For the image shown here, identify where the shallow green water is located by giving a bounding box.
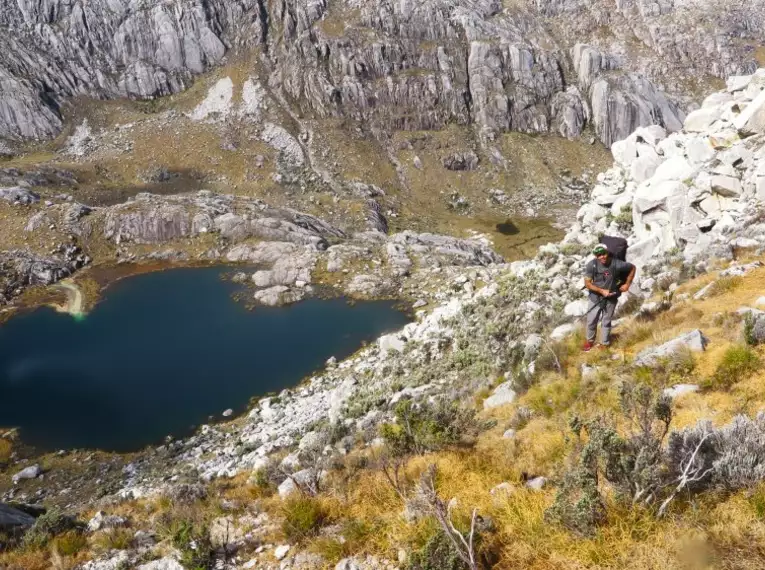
[0,266,410,452]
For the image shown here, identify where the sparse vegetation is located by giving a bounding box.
[705,275,743,298]
[50,530,87,556]
[91,527,134,554]
[280,496,331,542]
[707,345,761,389]
[22,509,78,550]
[158,517,215,570]
[380,399,485,457]
[0,438,11,465]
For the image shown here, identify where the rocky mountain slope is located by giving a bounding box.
[2,0,765,150]
[2,67,765,570]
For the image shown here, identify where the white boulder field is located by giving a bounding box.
[565,69,765,281]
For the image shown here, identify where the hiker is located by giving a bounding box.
[583,243,636,351]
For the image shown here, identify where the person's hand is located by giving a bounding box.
[619,283,630,293]
[601,288,614,297]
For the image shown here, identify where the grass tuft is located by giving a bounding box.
[706,276,744,298]
[280,496,331,542]
[706,345,761,390]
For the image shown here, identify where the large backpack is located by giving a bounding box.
[600,235,628,261]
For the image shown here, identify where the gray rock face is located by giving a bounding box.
[80,551,130,570]
[634,330,709,368]
[0,186,39,204]
[442,151,479,171]
[102,192,343,249]
[0,503,35,529]
[483,381,516,410]
[0,0,262,140]
[0,248,87,305]
[390,231,503,267]
[1,0,762,144]
[253,285,306,306]
[87,511,127,533]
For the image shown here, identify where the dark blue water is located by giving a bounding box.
[0,266,410,452]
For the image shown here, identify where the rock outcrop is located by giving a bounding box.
[563,69,765,277]
[0,247,89,304]
[1,0,763,145]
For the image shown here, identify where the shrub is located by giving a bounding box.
[22,509,77,549]
[51,531,87,556]
[157,517,214,570]
[664,346,697,379]
[546,451,606,536]
[614,207,633,231]
[280,496,330,542]
[380,398,484,457]
[744,314,765,347]
[407,529,468,570]
[708,345,761,389]
[744,313,757,346]
[547,382,674,532]
[665,414,765,492]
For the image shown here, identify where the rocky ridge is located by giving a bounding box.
[2,0,765,149]
[3,69,764,569]
[0,184,505,309]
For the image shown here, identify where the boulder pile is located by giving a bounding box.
[564,69,765,276]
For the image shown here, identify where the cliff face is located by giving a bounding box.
[1,0,763,145]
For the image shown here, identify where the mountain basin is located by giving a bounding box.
[0,266,411,452]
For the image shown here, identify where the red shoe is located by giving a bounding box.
[582,341,594,352]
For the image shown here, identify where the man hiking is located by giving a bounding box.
[583,243,635,351]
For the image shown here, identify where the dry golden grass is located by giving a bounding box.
[0,438,12,464]
[256,256,765,569]
[3,246,765,570]
[0,549,50,570]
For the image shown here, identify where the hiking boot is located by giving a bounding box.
[582,341,594,352]
[597,344,610,351]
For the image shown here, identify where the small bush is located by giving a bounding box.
[614,207,633,231]
[157,517,214,570]
[666,413,765,492]
[708,345,761,389]
[407,529,468,570]
[546,455,606,536]
[380,399,484,457]
[51,530,87,556]
[22,509,77,549]
[547,383,674,532]
[280,496,330,542]
[744,314,765,347]
[744,314,757,346]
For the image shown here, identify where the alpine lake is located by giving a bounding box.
[0,266,411,452]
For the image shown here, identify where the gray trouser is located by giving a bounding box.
[586,296,618,345]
